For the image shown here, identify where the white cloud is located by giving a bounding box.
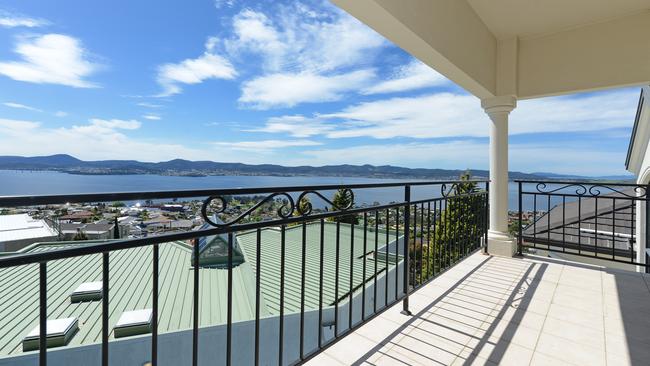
[143,115,161,121]
[54,111,68,117]
[0,117,208,161]
[220,4,386,108]
[137,102,163,108]
[239,69,375,109]
[362,60,449,95]
[213,139,322,151]
[293,140,627,175]
[214,0,236,9]
[3,101,42,112]
[248,88,637,140]
[86,118,141,130]
[245,115,334,137]
[0,10,48,28]
[156,49,237,96]
[0,34,100,88]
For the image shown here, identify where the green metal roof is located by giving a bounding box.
[0,222,402,358]
[237,222,399,315]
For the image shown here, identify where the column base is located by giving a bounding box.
[487,230,517,257]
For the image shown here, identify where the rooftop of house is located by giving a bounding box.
[0,214,57,243]
[0,221,400,358]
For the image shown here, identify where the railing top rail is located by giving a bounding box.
[0,189,490,268]
[0,179,488,206]
[514,179,641,187]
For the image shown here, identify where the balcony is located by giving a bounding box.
[306,251,650,366]
[1,180,649,365]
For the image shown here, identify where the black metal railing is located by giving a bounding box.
[0,180,488,366]
[516,180,649,270]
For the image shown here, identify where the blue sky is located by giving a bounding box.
[0,0,640,176]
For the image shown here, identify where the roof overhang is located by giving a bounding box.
[626,86,650,176]
[332,0,650,99]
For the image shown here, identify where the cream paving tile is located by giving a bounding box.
[490,304,547,330]
[469,319,541,350]
[451,353,497,366]
[546,303,604,331]
[307,352,345,366]
[551,291,603,315]
[541,316,605,349]
[459,338,534,366]
[529,352,575,366]
[389,330,463,366]
[323,333,379,365]
[355,314,407,345]
[605,331,650,364]
[535,332,605,366]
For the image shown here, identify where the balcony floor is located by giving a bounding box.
[306,252,650,366]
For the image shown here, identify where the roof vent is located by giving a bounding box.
[23,317,78,351]
[70,281,103,302]
[114,309,152,338]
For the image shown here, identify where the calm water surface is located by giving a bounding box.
[0,170,543,210]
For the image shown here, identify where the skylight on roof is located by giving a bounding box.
[70,281,103,302]
[23,317,78,351]
[114,309,152,338]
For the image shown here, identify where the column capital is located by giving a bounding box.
[481,95,517,114]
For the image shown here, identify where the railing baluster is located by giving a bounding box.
[518,182,523,255]
[152,244,159,366]
[562,197,566,253]
[226,233,233,366]
[279,225,286,364]
[432,200,438,276]
[595,197,599,258]
[426,202,431,279]
[362,213,367,321]
[300,222,307,358]
[255,228,261,366]
[384,208,389,305]
[484,182,489,254]
[192,234,199,366]
[39,262,47,366]
[578,196,582,255]
[413,203,418,286]
[401,185,411,315]
[334,221,340,337]
[317,221,323,350]
[102,253,109,366]
[612,198,617,260]
[349,220,355,330]
[394,207,399,301]
[547,195,551,251]
[373,211,379,313]
[419,203,424,282]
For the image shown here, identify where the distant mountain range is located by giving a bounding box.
[0,154,634,181]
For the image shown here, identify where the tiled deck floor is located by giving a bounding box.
[306,252,650,366]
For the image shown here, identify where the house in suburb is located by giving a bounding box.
[0,214,58,252]
[0,222,403,366]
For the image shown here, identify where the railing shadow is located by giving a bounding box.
[350,255,494,365]
[602,267,650,364]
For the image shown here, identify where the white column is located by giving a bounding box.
[482,96,517,257]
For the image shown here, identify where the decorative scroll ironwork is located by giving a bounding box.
[295,188,354,215]
[440,182,480,198]
[201,192,295,228]
[200,188,355,227]
[440,183,459,198]
[533,182,647,198]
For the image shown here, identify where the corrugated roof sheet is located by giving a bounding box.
[0,221,400,358]
[0,241,259,357]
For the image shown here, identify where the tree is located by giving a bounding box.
[73,229,88,241]
[411,172,485,284]
[330,189,358,224]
